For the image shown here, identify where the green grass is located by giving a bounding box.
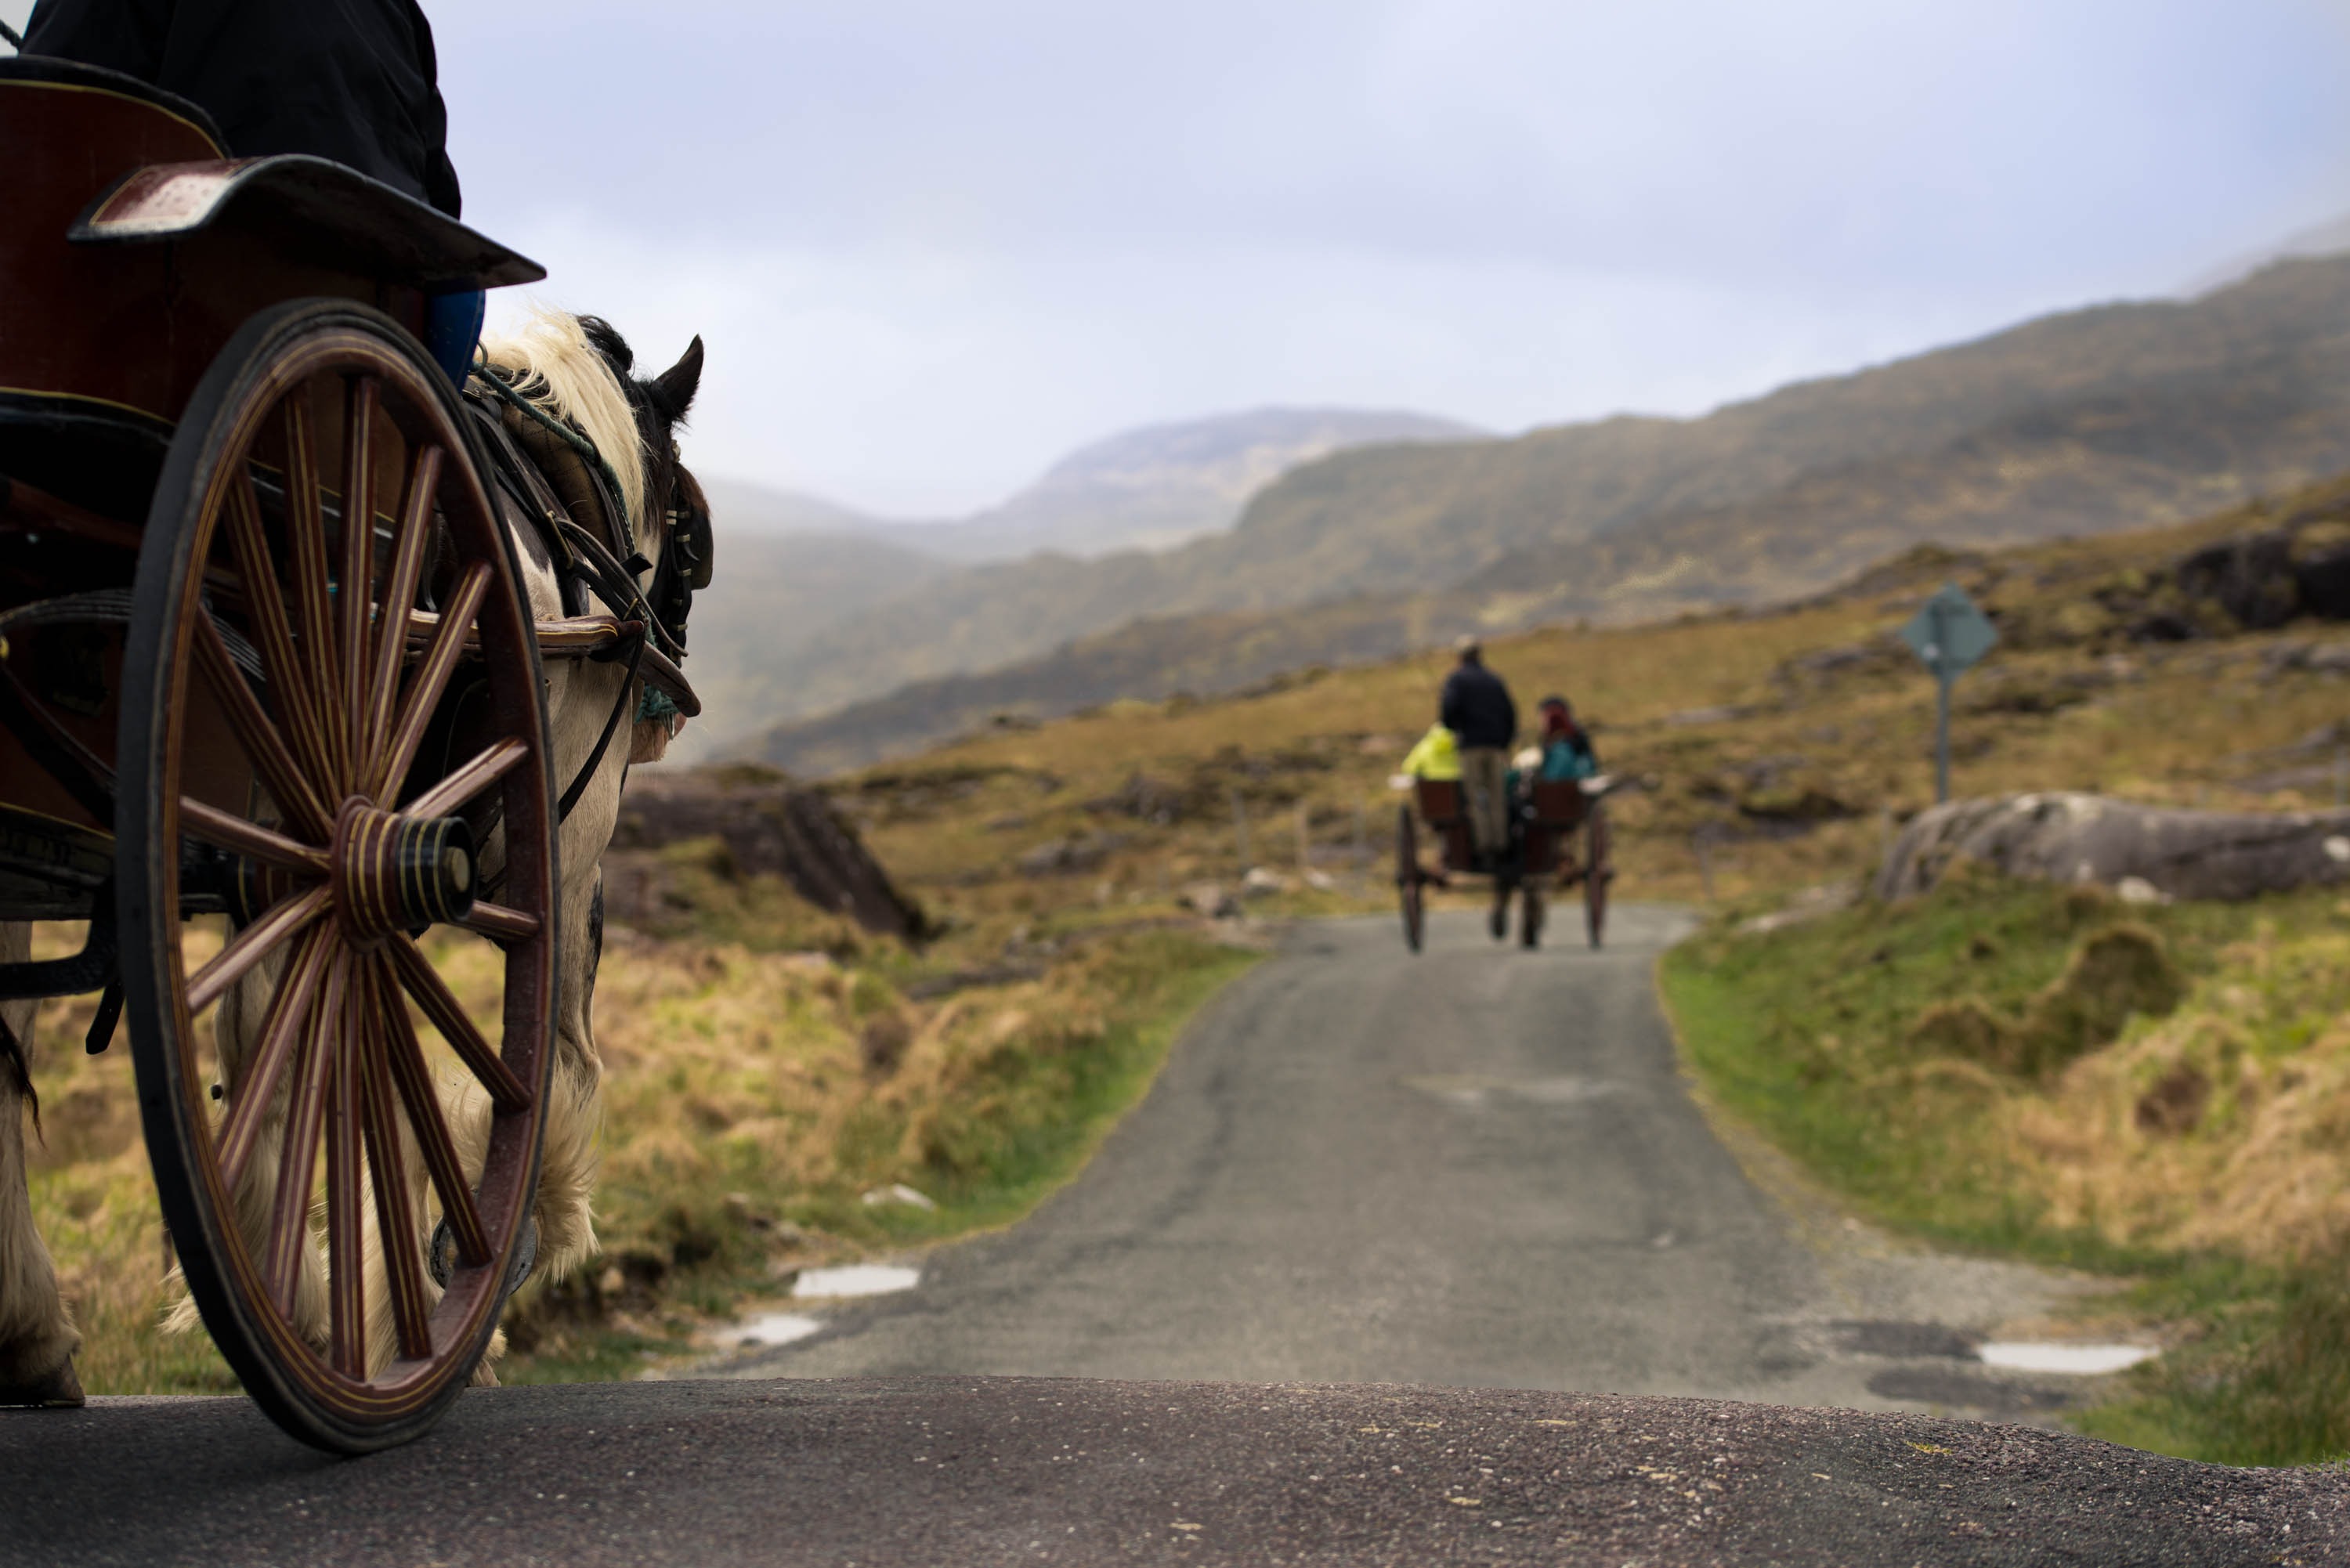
[1660,872,2350,1465]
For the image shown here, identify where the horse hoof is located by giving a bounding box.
[429,1214,540,1308]
[0,1356,85,1408]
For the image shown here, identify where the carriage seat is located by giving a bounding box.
[1527,779,1589,828]
[0,54,542,520]
[1412,779,1477,871]
[73,154,545,294]
[1,55,541,294]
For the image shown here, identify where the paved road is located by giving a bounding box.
[737,909,2065,1414]
[7,905,2343,1564]
[8,1378,2344,1565]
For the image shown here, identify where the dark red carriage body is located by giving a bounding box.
[0,56,540,844]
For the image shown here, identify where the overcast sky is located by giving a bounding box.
[13,1,2350,515]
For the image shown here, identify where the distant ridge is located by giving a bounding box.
[728,255,2350,775]
[671,406,1474,763]
[2184,212,2350,297]
[895,406,1483,562]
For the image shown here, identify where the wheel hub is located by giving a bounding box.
[331,797,476,942]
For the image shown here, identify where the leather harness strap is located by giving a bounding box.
[461,370,694,823]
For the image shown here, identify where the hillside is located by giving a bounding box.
[677,407,1473,761]
[732,256,2350,774]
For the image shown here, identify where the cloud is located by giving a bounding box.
[13,0,2347,511]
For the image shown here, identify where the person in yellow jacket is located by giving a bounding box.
[1399,723,1461,781]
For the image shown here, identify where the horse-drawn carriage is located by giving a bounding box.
[1394,774,1613,951]
[0,53,703,1451]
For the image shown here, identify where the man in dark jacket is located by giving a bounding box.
[1439,635,1517,860]
[20,0,483,384]
[22,0,461,213]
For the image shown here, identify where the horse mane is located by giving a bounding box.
[475,305,649,537]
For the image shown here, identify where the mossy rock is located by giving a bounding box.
[2018,922,2185,1075]
[1908,995,2021,1070]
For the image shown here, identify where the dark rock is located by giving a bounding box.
[1016,833,1124,877]
[2135,1062,2212,1136]
[610,764,932,941]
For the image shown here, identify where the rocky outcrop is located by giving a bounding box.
[1877,792,2350,902]
[609,765,931,941]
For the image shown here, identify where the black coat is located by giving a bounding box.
[24,0,462,216]
[1440,661,1517,750]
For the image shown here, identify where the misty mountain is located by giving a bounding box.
[2184,211,2350,297]
[672,407,1472,762]
[888,407,1482,562]
[728,255,2350,775]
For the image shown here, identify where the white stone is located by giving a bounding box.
[859,1182,937,1211]
[794,1264,921,1298]
[1976,1341,2157,1375]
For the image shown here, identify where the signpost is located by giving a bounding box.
[1898,583,1998,803]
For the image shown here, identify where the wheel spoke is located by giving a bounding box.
[281,394,348,793]
[455,900,540,942]
[363,443,443,782]
[216,925,333,1191]
[384,932,531,1112]
[221,470,333,789]
[378,950,493,1270]
[325,994,366,1378]
[179,797,327,876]
[187,884,329,1015]
[371,562,490,803]
[362,1046,435,1360]
[266,949,347,1317]
[338,375,378,771]
[402,737,527,822]
[193,612,332,844]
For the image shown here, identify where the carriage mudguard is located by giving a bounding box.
[70,155,544,294]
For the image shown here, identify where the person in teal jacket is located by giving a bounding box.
[1535,695,1597,781]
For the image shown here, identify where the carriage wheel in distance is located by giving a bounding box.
[1395,804,1423,952]
[118,299,559,1453]
[1585,804,1611,949]
[1520,884,1544,948]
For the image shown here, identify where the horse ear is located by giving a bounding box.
[649,336,703,425]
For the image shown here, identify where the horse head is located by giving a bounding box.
[574,317,711,667]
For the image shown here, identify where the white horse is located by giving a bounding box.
[0,309,707,1401]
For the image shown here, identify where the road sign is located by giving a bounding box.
[1898,583,1998,679]
[1897,583,1998,803]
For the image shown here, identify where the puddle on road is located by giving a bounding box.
[733,1313,823,1348]
[1977,1341,2158,1375]
[1400,1074,1624,1108]
[792,1264,922,1299]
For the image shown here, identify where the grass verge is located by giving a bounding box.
[1660,869,2350,1465]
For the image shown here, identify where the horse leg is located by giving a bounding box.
[0,923,83,1405]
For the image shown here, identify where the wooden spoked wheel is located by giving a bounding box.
[1395,804,1423,953]
[1585,803,1610,950]
[118,300,559,1452]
